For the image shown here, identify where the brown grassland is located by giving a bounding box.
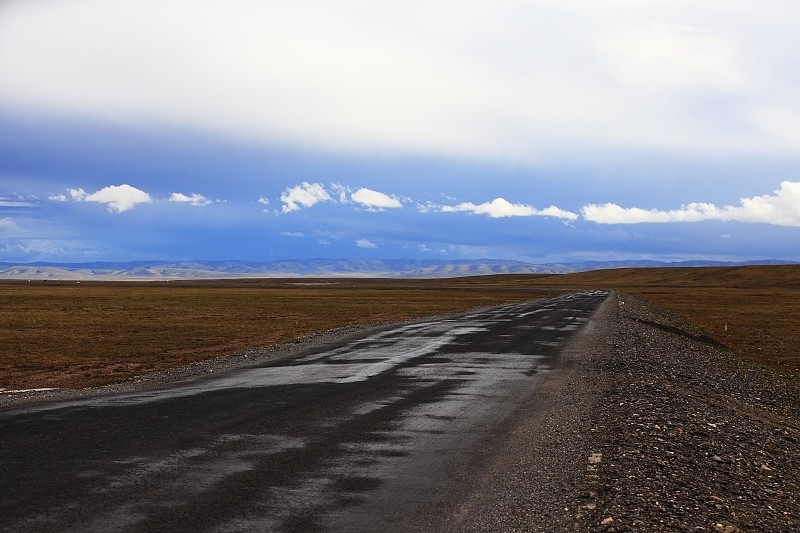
[1,265,798,389]
[531,265,800,376]
[0,278,561,389]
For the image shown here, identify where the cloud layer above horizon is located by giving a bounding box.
[1,0,799,161]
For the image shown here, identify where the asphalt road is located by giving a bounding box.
[0,290,608,532]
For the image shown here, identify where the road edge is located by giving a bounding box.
[436,290,618,532]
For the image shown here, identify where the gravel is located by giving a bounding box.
[576,292,800,532]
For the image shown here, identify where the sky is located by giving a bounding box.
[1,0,799,264]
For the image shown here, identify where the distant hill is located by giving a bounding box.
[0,258,796,280]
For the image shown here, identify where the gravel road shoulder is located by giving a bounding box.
[581,292,800,532]
[441,291,799,532]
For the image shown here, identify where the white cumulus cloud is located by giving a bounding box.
[80,184,152,212]
[280,182,331,213]
[330,183,351,204]
[415,201,440,214]
[351,188,403,210]
[442,197,578,220]
[356,238,378,249]
[48,188,87,203]
[582,181,800,226]
[68,188,88,201]
[169,192,211,206]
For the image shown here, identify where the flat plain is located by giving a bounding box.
[1,265,798,389]
[0,278,561,389]
[528,265,800,375]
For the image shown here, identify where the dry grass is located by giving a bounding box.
[0,279,558,389]
[3,265,798,390]
[626,289,800,372]
[521,265,800,375]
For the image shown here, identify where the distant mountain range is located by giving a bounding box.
[0,259,796,280]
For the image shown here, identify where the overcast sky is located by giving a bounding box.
[1,0,799,264]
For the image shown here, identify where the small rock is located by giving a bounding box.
[760,463,775,476]
[714,521,740,533]
[601,516,614,526]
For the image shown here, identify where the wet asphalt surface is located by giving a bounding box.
[0,290,607,532]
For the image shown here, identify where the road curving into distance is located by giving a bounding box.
[0,290,608,532]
